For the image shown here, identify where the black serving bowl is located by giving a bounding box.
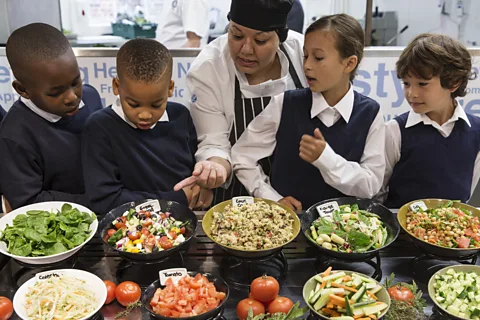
[142,271,229,320]
[302,197,400,260]
[99,199,197,262]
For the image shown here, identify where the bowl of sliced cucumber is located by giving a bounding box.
[303,268,390,320]
[429,265,480,320]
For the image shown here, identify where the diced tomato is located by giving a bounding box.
[115,222,126,229]
[150,274,225,318]
[465,228,474,236]
[160,213,168,220]
[156,308,172,316]
[169,231,178,240]
[180,227,186,234]
[143,218,153,227]
[141,227,150,236]
[457,236,470,248]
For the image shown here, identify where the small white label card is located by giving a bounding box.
[410,201,428,212]
[136,200,161,213]
[316,201,340,218]
[36,270,65,281]
[159,268,188,285]
[232,196,254,207]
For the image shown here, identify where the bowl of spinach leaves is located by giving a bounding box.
[0,202,97,265]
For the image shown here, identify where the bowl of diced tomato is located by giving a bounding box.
[142,272,229,319]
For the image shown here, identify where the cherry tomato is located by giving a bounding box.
[236,298,265,320]
[180,227,186,234]
[0,296,13,320]
[388,285,415,304]
[128,231,141,241]
[115,281,141,307]
[267,296,294,314]
[141,227,150,236]
[107,229,116,237]
[250,275,280,303]
[103,280,117,304]
[160,213,168,220]
[159,236,173,250]
[115,222,126,230]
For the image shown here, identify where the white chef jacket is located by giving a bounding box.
[187,30,307,164]
[231,87,386,202]
[156,0,210,48]
[377,104,480,202]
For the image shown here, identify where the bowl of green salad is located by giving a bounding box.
[429,265,480,320]
[0,201,97,265]
[301,197,400,260]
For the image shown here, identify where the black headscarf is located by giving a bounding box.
[228,0,294,42]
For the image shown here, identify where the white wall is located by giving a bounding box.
[0,0,10,44]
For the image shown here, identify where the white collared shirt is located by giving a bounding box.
[187,30,307,164]
[112,98,169,129]
[155,0,210,48]
[377,104,480,202]
[21,97,85,123]
[231,87,386,202]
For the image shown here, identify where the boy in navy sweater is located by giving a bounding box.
[0,23,102,210]
[82,39,212,214]
[380,34,480,208]
[232,14,385,210]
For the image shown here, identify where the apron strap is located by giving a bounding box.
[280,43,304,89]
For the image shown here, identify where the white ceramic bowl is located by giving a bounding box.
[0,201,98,265]
[13,268,106,320]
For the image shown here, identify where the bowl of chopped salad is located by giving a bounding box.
[428,265,480,320]
[0,202,97,265]
[303,267,391,320]
[143,271,229,319]
[398,199,480,258]
[302,197,400,260]
[99,199,197,261]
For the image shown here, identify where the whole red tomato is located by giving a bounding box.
[115,281,141,307]
[267,296,294,314]
[103,280,117,304]
[388,285,415,304]
[236,298,265,320]
[250,275,280,303]
[0,296,13,320]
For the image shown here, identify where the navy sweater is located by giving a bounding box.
[385,112,480,208]
[0,105,5,122]
[0,85,102,210]
[82,102,197,215]
[271,88,380,208]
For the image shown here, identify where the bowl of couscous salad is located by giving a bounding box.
[202,198,301,258]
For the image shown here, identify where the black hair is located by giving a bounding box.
[6,23,72,81]
[117,38,173,83]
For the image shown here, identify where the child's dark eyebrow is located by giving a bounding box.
[49,75,81,91]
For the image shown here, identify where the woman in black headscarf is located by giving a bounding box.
[175,0,306,207]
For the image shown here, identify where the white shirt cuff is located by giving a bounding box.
[195,148,231,164]
[312,143,337,170]
[256,187,283,202]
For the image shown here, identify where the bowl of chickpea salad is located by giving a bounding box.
[398,199,480,258]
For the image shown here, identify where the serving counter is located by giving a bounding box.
[0,211,468,319]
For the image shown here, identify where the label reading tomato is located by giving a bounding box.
[159,268,187,285]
